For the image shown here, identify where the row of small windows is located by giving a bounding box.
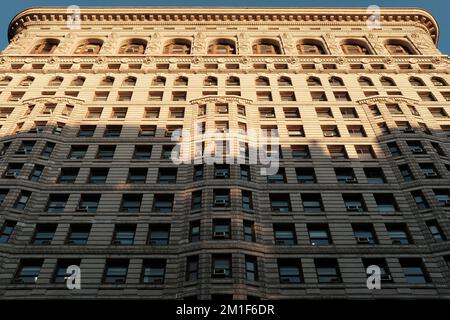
[3,158,449,189]
[2,187,450,214]
[30,38,421,56]
[1,219,447,247]
[1,75,448,88]
[0,139,448,164]
[7,255,447,285]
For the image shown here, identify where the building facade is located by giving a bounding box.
[0,7,449,299]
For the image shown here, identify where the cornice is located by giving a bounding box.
[8,7,439,44]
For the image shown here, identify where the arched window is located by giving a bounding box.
[341,39,371,55]
[297,39,326,54]
[329,76,344,86]
[119,39,147,54]
[122,76,137,86]
[431,77,448,87]
[409,77,425,87]
[380,77,396,87]
[358,76,374,87]
[208,39,236,54]
[48,76,64,87]
[255,76,270,86]
[204,76,218,86]
[226,76,240,86]
[70,76,85,86]
[19,76,34,87]
[174,76,188,86]
[152,76,166,86]
[0,76,12,86]
[252,39,282,54]
[31,39,59,54]
[307,76,322,86]
[278,76,292,86]
[163,39,191,54]
[74,39,103,54]
[385,40,415,55]
[100,76,115,86]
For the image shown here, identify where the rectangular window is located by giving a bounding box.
[14,190,31,210]
[0,220,16,243]
[14,259,43,284]
[67,224,91,245]
[301,193,323,213]
[243,220,256,242]
[189,221,200,242]
[148,224,170,245]
[213,219,231,239]
[386,223,412,245]
[127,168,147,184]
[315,258,341,283]
[186,255,199,281]
[120,194,142,213]
[103,259,129,284]
[400,259,430,284]
[270,194,291,212]
[104,125,122,137]
[352,224,377,244]
[242,190,253,210]
[142,260,166,284]
[308,224,332,246]
[278,259,303,283]
[58,168,79,184]
[96,145,116,160]
[46,194,69,213]
[89,168,108,184]
[68,145,88,160]
[134,145,152,160]
[32,224,57,245]
[213,189,230,207]
[152,194,174,213]
[245,256,259,281]
[112,224,136,245]
[78,125,96,137]
[212,254,232,278]
[53,259,81,284]
[274,224,296,245]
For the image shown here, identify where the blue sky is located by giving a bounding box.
[1,0,448,54]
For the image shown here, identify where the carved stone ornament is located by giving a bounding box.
[190,95,253,105]
[23,96,85,106]
[357,95,419,105]
[101,32,118,54]
[148,32,162,54]
[193,32,206,54]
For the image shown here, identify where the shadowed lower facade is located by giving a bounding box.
[0,7,449,299]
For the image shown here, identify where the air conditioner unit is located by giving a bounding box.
[324,132,338,137]
[53,127,63,134]
[346,205,363,212]
[214,199,227,206]
[403,128,415,133]
[280,277,293,284]
[425,172,438,178]
[40,240,51,245]
[381,274,392,281]
[28,128,38,133]
[75,206,89,212]
[391,239,403,245]
[112,240,123,245]
[5,171,19,178]
[213,268,227,276]
[275,239,287,245]
[345,178,357,183]
[411,147,424,153]
[328,277,341,283]
[0,114,8,119]
[356,237,371,244]
[214,231,227,238]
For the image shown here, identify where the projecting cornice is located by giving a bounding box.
[8,7,439,44]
